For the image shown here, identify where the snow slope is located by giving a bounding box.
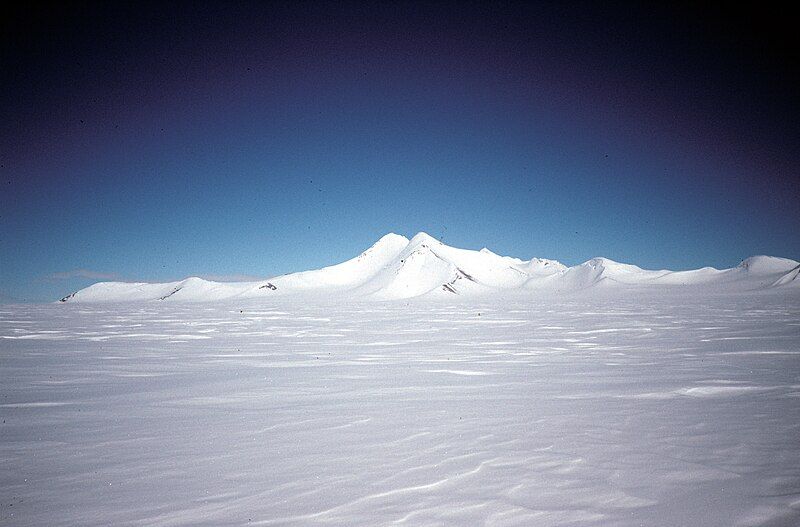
[59,233,800,302]
[773,264,800,287]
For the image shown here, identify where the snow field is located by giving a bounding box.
[1,292,800,525]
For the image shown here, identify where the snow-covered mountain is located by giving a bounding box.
[60,233,800,302]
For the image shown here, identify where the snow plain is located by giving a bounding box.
[2,290,800,526]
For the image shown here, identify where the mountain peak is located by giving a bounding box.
[582,257,644,272]
[739,255,800,274]
[408,232,441,247]
[377,233,409,244]
[366,233,409,254]
[57,234,800,302]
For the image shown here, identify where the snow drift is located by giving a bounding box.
[60,233,800,302]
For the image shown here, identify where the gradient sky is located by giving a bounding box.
[2,1,798,302]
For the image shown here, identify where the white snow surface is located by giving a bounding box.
[2,290,800,526]
[60,233,799,303]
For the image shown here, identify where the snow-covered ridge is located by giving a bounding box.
[60,234,799,302]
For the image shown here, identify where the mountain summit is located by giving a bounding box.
[60,233,799,302]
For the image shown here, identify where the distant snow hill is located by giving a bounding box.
[60,232,800,302]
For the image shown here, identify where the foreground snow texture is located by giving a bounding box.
[2,292,800,526]
[60,233,799,302]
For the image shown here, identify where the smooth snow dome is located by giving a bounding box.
[59,233,800,303]
[2,292,800,526]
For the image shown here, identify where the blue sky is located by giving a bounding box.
[2,2,798,302]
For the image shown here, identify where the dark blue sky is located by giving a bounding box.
[2,1,798,302]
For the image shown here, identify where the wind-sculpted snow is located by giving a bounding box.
[2,294,800,526]
[59,233,800,302]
